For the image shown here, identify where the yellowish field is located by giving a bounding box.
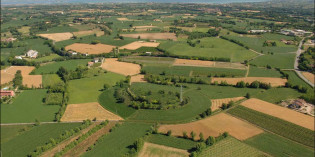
[0,66,42,88]
[65,43,115,54]
[138,142,189,157]
[117,17,141,21]
[159,113,263,140]
[301,72,314,84]
[72,29,104,37]
[211,77,287,87]
[211,97,245,111]
[38,32,73,42]
[133,25,157,29]
[121,33,177,40]
[101,58,141,76]
[130,75,146,83]
[119,41,160,50]
[17,26,31,35]
[241,98,315,130]
[60,102,123,122]
[173,59,246,69]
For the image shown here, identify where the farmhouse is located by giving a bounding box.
[26,50,38,58]
[0,90,15,98]
[289,99,306,109]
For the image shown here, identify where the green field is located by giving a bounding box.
[1,123,81,157]
[33,59,90,74]
[253,88,302,104]
[250,53,296,69]
[227,106,314,147]
[147,134,198,150]
[37,25,79,33]
[68,72,124,104]
[27,54,62,63]
[1,89,60,123]
[248,66,282,77]
[245,133,314,157]
[1,125,32,144]
[42,74,63,88]
[82,122,151,157]
[159,37,257,62]
[199,137,267,157]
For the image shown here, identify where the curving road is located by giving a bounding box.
[294,38,314,87]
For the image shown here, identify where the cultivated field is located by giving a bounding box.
[38,32,73,42]
[1,66,42,87]
[211,77,287,87]
[199,137,268,157]
[60,102,123,122]
[72,29,104,37]
[65,43,115,54]
[130,74,146,83]
[119,41,160,50]
[158,113,263,140]
[173,59,246,69]
[211,97,245,111]
[101,58,141,76]
[138,142,189,157]
[121,33,177,40]
[241,98,314,130]
[302,72,314,84]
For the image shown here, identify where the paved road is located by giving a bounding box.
[294,38,314,87]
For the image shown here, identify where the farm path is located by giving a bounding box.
[62,121,117,157]
[0,120,120,126]
[245,65,250,77]
[39,123,99,157]
[294,38,314,87]
[248,49,264,62]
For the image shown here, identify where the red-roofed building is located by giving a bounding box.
[0,90,15,98]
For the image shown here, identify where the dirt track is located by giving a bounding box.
[159,113,263,140]
[211,97,245,111]
[241,98,314,130]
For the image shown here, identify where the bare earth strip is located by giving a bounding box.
[38,33,73,42]
[121,33,177,41]
[39,123,98,157]
[301,72,314,84]
[119,41,160,50]
[241,98,315,130]
[63,122,117,157]
[138,142,189,157]
[133,26,157,29]
[159,113,263,140]
[101,58,141,76]
[211,77,287,87]
[173,59,246,69]
[130,75,146,83]
[60,102,123,122]
[211,97,245,111]
[65,43,115,54]
[1,66,42,87]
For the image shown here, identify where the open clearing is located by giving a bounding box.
[158,113,263,140]
[302,72,314,84]
[1,66,42,88]
[65,43,115,54]
[138,142,189,157]
[241,98,314,130]
[119,41,160,50]
[60,102,123,122]
[211,97,245,111]
[72,29,104,37]
[101,58,141,76]
[121,33,177,40]
[38,32,73,42]
[130,75,146,83]
[211,77,287,87]
[173,59,246,69]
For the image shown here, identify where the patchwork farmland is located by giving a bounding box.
[1,2,314,157]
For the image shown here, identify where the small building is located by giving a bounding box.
[15,56,23,60]
[0,90,15,98]
[288,99,306,109]
[145,52,152,55]
[26,50,38,58]
[69,51,77,55]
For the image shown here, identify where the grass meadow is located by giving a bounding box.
[1,89,59,123]
[147,134,198,150]
[68,72,124,104]
[1,123,81,157]
[248,66,282,78]
[42,74,63,88]
[250,53,296,69]
[245,133,314,157]
[33,59,90,74]
[82,122,151,157]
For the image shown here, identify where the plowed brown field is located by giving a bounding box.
[101,58,140,76]
[38,33,73,42]
[65,43,115,54]
[138,142,189,157]
[1,66,42,88]
[119,41,160,50]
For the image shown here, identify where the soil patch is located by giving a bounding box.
[65,43,115,54]
[60,102,123,122]
[101,58,141,76]
[159,113,263,140]
[301,72,314,84]
[241,98,314,130]
[130,75,146,83]
[211,97,245,111]
[120,41,160,50]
